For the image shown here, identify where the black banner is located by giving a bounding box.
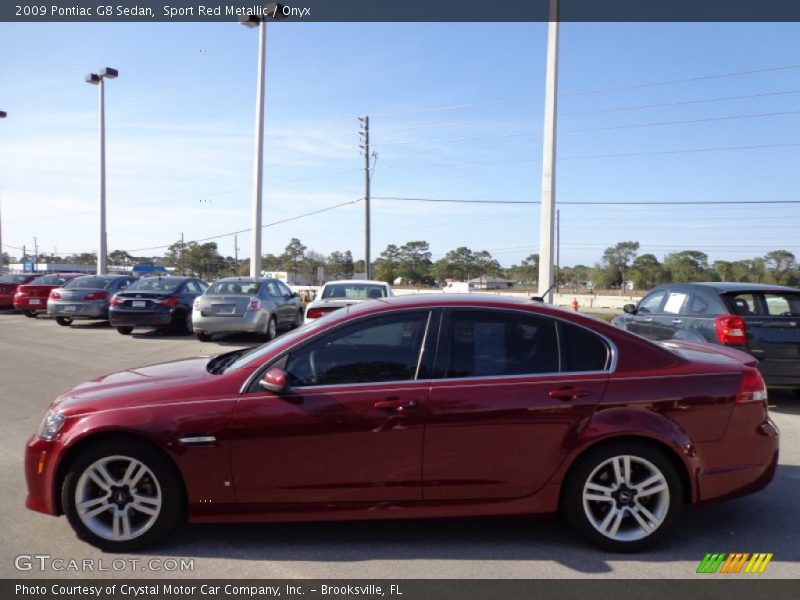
[5,0,800,23]
[4,580,800,600]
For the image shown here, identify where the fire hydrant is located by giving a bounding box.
[571,297,579,311]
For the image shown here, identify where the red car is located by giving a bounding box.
[13,273,84,317]
[0,274,39,308]
[25,295,778,552]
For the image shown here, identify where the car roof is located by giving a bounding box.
[323,280,388,286]
[215,277,261,284]
[655,282,800,294]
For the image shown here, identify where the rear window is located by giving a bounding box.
[31,275,68,285]
[726,292,800,317]
[207,281,259,295]
[63,277,110,289]
[321,283,387,300]
[0,275,30,284]
[127,278,182,293]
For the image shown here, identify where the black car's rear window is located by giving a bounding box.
[725,292,800,317]
[63,277,111,289]
[126,278,182,293]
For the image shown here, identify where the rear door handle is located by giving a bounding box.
[671,319,683,325]
[548,387,592,401]
[643,317,653,322]
[373,398,421,412]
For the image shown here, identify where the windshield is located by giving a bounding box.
[127,278,182,293]
[221,311,342,373]
[63,276,111,289]
[207,281,259,295]
[321,283,387,300]
[0,275,30,284]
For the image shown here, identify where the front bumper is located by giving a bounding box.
[109,308,173,327]
[24,435,63,516]
[48,300,108,319]
[192,310,266,334]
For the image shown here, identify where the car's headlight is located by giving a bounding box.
[38,409,66,441]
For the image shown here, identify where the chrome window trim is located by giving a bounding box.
[239,304,618,394]
[413,311,433,380]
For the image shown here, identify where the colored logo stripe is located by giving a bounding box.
[696,553,773,574]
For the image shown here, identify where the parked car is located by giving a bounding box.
[192,277,302,342]
[612,282,800,392]
[304,279,392,322]
[108,276,207,335]
[25,294,777,552]
[13,273,85,317]
[0,274,39,309]
[47,275,136,326]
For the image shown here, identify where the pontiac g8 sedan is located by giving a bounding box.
[25,295,778,552]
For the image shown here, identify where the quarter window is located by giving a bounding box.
[444,311,558,378]
[559,322,609,372]
[285,312,429,386]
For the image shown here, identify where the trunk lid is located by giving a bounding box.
[199,294,251,317]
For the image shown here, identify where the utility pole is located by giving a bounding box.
[234,234,239,274]
[179,232,184,276]
[359,116,371,280]
[0,110,6,273]
[556,209,560,294]
[33,237,38,267]
[537,0,559,303]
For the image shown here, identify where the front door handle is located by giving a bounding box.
[373,398,421,412]
[643,317,653,322]
[671,319,683,325]
[548,387,592,401]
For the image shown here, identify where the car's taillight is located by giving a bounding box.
[736,367,768,404]
[307,307,337,319]
[193,298,201,310]
[49,291,61,300]
[155,297,179,307]
[109,296,123,306]
[84,291,108,301]
[714,314,746,345]
[247,297,261,311]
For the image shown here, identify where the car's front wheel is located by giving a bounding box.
[61,439,184,552]
[562,441,683,552]
[56,317,73,327]
[116,326,134,335]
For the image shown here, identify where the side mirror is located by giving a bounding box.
[623,303,637,314]
[259,367,288,394]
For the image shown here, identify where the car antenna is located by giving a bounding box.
[531,282,557,303]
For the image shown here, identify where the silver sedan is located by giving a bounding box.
[192,277,303,341]
[47,275,136,326]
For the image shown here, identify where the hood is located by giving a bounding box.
[53,356,219,415]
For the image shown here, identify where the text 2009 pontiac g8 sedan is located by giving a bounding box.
[25,295,778,552]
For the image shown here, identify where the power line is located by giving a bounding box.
[373,197,800,206]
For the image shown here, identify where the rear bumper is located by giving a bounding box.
[695,406,779,504]
[109,309,173,327]
[193,310,266,333]
[47,300,107,319]
[13,297,47,312]
[757,358,800,388]
[0,293,15,308]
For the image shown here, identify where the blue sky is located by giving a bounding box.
[1,21,799,267]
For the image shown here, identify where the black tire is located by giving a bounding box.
[291,309,303,329]
[792,389,800,398]
[264,315,277,341]
[170,310,193,335]
[56,317,73,327]
[24,311,37,318]
[116,326,134,335]
[562,441,684,552]
[196,331,212,342]
[61,438,185,552]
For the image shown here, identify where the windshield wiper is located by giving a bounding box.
[207,348,250,374]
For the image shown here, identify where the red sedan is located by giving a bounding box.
[25,295,778,552]
[13,273,84,317]
[0,274,39,308]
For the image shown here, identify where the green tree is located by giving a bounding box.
[281,238,307,282]
[629,253,663,289]
[374,244,402,284]
[664,250,709,282]
[398,241,432,283]
[601,241,640,287]
[764,250,796,285]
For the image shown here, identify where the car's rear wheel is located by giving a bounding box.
[116,326,134,335]
[196,331,212,342]
[56,317,73,327]
[291,309,303,329]
[264,315,277,341]
[563,441,683,552]
[61,439,184,552]
[24,311,37,318]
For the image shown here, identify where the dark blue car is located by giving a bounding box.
[109,276,208,335]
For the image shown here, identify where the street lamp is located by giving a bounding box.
[85,67,118,275]
[0,110,5,274]
[240,3,286,281]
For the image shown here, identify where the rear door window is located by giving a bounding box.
[559,321,610,372]
[662,291,688,314]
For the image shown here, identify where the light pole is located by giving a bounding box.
[0,110,5,274]
[85,67,118,276]
[240,3,285,281]
[537,0,559,303]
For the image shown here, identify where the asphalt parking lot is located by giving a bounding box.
[0,311,798,579]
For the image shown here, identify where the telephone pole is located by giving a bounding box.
[179,232,184,276]
[358,116,371,279]
[555,209,560,294]
[234,234,239,274]
[0,110,6,273]
[33,237,38,266]
[537,0,559,303]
